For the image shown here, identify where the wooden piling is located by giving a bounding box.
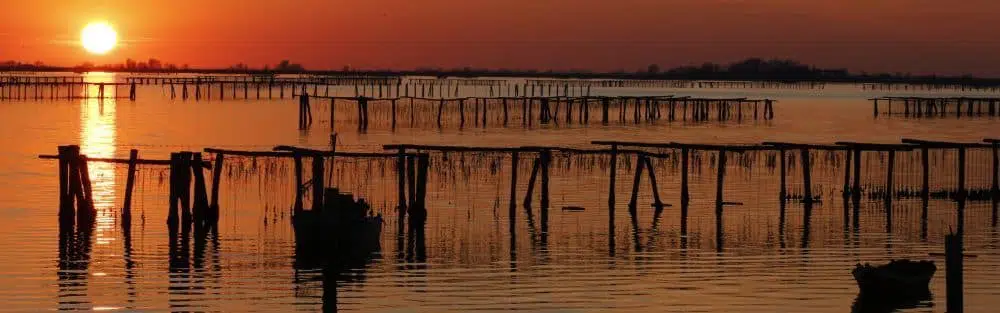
[210,153,223,225]
[628,155,645,212]
[523,158,541,208]
[993,143,999,225]
[191,153,210,228]
[715,149,727,218]
[715,149,727,251]
[920,148,929,201]
[852,149,862,203]
[168,153,180,226]
[539,150,551,239]
[946,231,964,313]
[178,152,192,225]
[396,149,407,213]
[122,149,138,226]
[414,154,429,217]
[509,152,519,228]
[680,148,690,208]
[779,149,787,201]
[608,144,619,211]
[958,147,966,234]
[644,156,663,209]
[842,149,851,198]
[312,154,325,212]
[77,154,95,225]
[437,99,444,128]
[293,153,304,214]
[801,149,812,203]
[57,146,73,225]
[886,150,896,202]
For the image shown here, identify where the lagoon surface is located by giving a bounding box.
[0,73,999,312]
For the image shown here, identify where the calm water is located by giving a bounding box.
[0,73,999,312]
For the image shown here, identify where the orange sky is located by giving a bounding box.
[2,0,998,75]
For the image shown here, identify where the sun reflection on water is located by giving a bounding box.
[80,72,117,245]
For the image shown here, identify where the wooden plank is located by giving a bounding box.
[902,138,992,148]
[38,154,208,167]
[834,142,913,151]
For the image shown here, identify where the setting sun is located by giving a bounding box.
[80,22,117,55]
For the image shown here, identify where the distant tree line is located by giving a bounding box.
[2,57,999,85]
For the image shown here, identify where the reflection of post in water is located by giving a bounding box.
[57,211,95,310]
[122,208,137,307]
[167,222,191,311]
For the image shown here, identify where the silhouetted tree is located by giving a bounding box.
[647,64,661,74]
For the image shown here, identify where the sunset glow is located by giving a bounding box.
[80,22,117,55]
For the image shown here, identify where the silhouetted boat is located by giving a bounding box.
[292,190,383,271]
[852,259,936,298]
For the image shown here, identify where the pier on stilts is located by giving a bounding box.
[291,94,776,131]
[37,136,999,258]
[0,76,137,101]
[870,96,1000,118]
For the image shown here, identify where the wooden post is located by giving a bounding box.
[437,99,444,128]
[168,153,180,226]
[502,98,509,126]
[680,148,690,209]
[886,150,896,202]
[57,146,73,225]
[178,152,192,225]
[842,149,851,198]
[191,153,210,228]
[539,150,551,241]
[523,158,540,208]
[123,149,138,226]
[627,155,645,212]
[312,154,325,212]
[391,99,397,129]
[644,156,663,209]
[414,154,430,216]
[993,144,999,225]
[407,156,416,216]
[329,98,336,130]
[601,98,609,124]
[715,149,727,251]
[958,147,966,234]
[75,153,95,226]
[459,99,465,127]
[608,144,619,212]
[210,153,224,225]
[801,149,812,203]
[946,231,964,313]
[852,149,862,203]
[397,149,407,214]
[779,149,787,202]
[293,153,304,214]
[509,152,519,230]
